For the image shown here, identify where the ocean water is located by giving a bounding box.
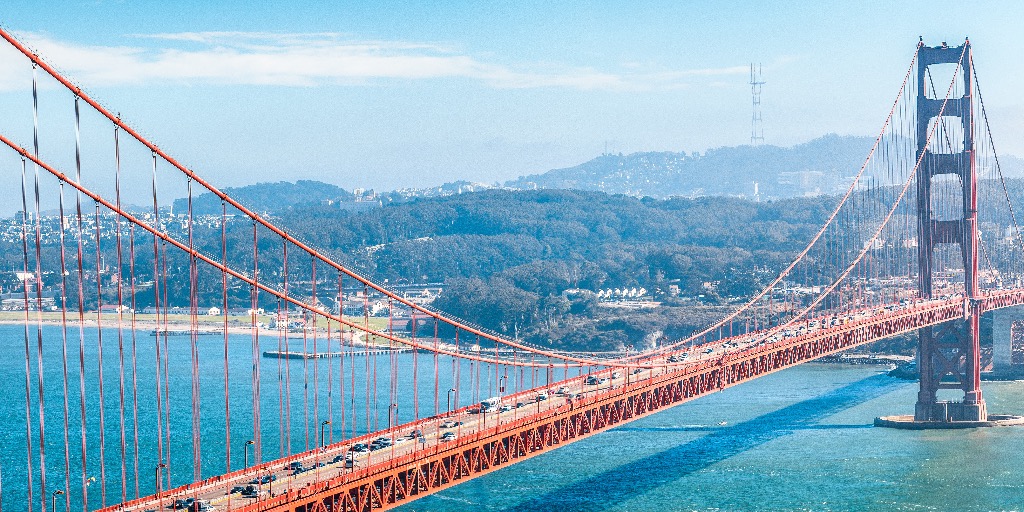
[2,323,1023,511]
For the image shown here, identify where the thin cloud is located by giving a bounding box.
[0,31,750,91]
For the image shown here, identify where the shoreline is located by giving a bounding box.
[0,315,390,345]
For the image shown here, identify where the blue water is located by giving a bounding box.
[3,323,1024,511]
[0,323,547,511]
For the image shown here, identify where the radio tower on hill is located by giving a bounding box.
[750,63,765,145]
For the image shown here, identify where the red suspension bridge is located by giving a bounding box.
[3,32,1024,512]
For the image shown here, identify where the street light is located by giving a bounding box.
[155,463,168,508]
[51,489,64,512]
[320,420,331,448]
[244,440,255,469]
[254,467,273,499]
[447,388,457,415]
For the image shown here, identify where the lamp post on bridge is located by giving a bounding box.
[51,489,64,512]
[155,463,168,509]
[320,420,332,449]
[447,388,457,415]
[244,439,254,469]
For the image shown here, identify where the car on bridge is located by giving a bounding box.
[440,432,457,442]
[440,420,463,428]
[240,485,266,499]
[171,498,194,510]
[192,500,216,511]
[370,437,393,450]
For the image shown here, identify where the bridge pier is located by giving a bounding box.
[909,39,989,425]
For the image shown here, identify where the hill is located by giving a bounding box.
[504,134,876,199]
[172,179,353,215]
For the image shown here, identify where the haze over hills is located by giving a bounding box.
[180,135,1024,212]
[506,134,876,199]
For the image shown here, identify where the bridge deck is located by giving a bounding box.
[99,291,1024,512]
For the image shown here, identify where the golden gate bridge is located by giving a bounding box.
[2,30,1024,511]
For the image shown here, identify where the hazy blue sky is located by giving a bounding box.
[2,1,1023,194]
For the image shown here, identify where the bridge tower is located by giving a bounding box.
[914,40,987,422]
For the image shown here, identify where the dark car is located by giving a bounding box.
[229,485,247,494]
[351,443,369,453]
[286,461,303,471]
[240,485,262,498]
[369,437,391,451]
[171,498,194,510]
[259,474,277,484]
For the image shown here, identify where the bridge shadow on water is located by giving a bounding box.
[501,373,904,512]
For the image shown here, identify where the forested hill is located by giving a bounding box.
[505,134,877,199]
[172,179,353,215]
[279,189,837,291]
[271,189,838,349]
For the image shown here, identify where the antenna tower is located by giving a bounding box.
[750,63,765,145]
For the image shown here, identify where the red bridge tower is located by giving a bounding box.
[914,40,987,422]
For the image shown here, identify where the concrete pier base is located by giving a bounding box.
[874,414,1024,430]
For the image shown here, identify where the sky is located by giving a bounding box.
[1,0,1023,197]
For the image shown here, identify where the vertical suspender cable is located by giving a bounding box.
[221,201,231,473]
[433,318,439,417]
[19,158,37,512]
[30,63,50,512]
[342,274,350,442]
[186,177,202,481]
[148,151,166,494]
[72,97,91,511]
[250,220,262,463]
[311,257,321,445]
[160,207,173,491]
[57,182,73,512]
[128,223,140,499]
[282,241,292,454]
[112,124,129,504]
[301,257,310,451]
[93,200,108,507]
[276,295,284,458]
[412,307,419,421]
